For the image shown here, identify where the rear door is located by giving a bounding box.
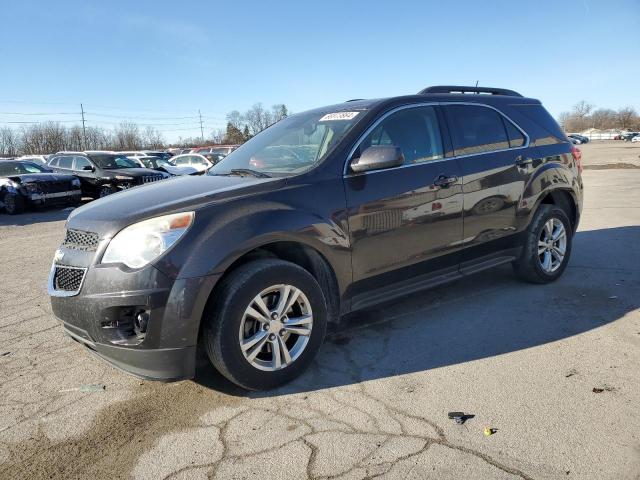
[344,104,464,308]
[442,103,531,265]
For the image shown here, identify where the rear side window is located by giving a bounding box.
[444,105,510,156]
[358,106,444,165]
[58,156,73,169]
[511,104,565,145]
[503,119,525,147]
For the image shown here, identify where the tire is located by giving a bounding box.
[513,204,572,283]
[98,185,116,198]
[202,259,328,390]
[3,192,25,215]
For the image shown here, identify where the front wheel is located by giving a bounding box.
[3,192,25,215]
[513,205,573,283]
[98,185,116,198]
[202,259,327,390]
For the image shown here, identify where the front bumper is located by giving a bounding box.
[50,259,219,381]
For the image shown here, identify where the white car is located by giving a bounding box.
[632,135,640,143]
[171,153,222,172]
[125,155,198,176]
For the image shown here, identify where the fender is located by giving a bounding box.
[519,162,582,229]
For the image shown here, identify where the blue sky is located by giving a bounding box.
[1,0,639,142]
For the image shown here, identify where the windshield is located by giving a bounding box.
[90,154,140,169]
[208,109,364,176]
[0,161,48,177]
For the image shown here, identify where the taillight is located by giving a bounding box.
[571,145,583,174]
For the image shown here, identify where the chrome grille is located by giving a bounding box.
[53,266,86,292]
[62,229,99,251]
[142,174,164,184]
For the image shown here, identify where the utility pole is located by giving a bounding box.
[80,103,87,149]
[198,110,204,143]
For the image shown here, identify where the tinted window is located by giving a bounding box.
[58,156,74,169]
[74,156,91,170]
[445,105,510,155]
[513,105,564,145]
[49,157,59,167]
[503,119,525,148]
[357,106,444,165]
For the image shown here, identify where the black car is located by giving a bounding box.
[0,160,81,214]
[48,152,168,198]
[48,85,583,390]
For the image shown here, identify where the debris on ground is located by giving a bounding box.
[592,385,615,394]
[483,427,497,436]
[1,351,10,356]
[447,411,474,424]
[565,368,578,378]
[59,384,106,393]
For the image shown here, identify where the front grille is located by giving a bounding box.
[62,229,99,251]
[40,180,73,194]
[53,266,85,292]
[141,174,164,184]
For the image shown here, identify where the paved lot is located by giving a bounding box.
[0,168,639,480]
[579,140,640,168]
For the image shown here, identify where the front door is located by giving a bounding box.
[344,105,464,307]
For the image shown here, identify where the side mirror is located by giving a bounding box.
[349,146,404,173]
[82,165,94,171]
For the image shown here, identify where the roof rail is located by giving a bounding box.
[346,98,364,102]
[418,85,523,97]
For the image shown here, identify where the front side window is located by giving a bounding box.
[74,156,91,170]
[208,109,365,176]
[355,106,444,165]
[445,105,510,156]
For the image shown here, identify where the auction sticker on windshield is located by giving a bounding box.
[319,112,360,121]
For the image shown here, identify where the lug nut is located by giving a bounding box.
[279,330,285,336]
[269,334,276,341]
[271,312,279,320]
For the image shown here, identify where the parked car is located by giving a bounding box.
[0,160,81,214]
[567,136,581,145]
[48,151,168,198]
[191,145,238,156]
[632,135,640,143]
[48,85,583,390]
[621,132,639,141]
[126,155,199,176]
[17,154,50,165]
[171,153,222,172]
[568,134,588,144]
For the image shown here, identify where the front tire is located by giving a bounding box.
[513,204,573,283]
[3,192,25,215]
[98,185,116,198]
[202,259,328,390]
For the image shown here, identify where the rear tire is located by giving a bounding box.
[513,205,572,283]
[202,259,328,390]
[3,192,25,215]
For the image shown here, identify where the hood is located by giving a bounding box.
[67,174,284,236]
[102,167,162,177]
[6,173,77,183]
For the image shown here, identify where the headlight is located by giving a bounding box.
[102,212,194,269]
[71,178,81,187]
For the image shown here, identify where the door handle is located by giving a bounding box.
[515,155,533,166]
[433,174,458,188]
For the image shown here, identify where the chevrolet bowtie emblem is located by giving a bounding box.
[54,249,64,263]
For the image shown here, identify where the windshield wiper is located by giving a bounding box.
[227,169,271,178]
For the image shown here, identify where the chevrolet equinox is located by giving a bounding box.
[48,86,583,390]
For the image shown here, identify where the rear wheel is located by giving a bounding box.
[3,192,25,215]
[513,205,572,283]
[202,259,327,390]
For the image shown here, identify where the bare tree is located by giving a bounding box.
[591,108,617,129]
[617,107,637,129]
[113,122,141,150]
[243,103,273,136]
[0,127,18,156]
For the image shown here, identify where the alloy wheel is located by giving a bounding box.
[239,284,313,371]
[538,217,567,273]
